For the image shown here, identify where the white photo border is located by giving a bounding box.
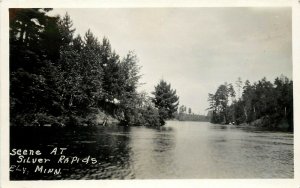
[1,0,299,188]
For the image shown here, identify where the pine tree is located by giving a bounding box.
[116,52,142,124]
[152,80,179,125]
[10,8,62,126]
[235,77,243,100]
[58,12,75,47]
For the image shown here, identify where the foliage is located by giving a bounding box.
[207,83,235,124]
[10,9,161,127]
[175,113,208,122]
[176,105,208,121]
[179,105,187,114]
[208,76,293,131]
[152,80,179,125]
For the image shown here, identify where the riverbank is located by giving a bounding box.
[237,116,292,132]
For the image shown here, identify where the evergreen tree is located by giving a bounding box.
[73,34,84,52]
[116,52,142,124]
[214,84,229,123]
[152,80,179,125]
[179,105,186,114]
[9,9,163,127]
[208,76,293,131]
[58,12,75,48]
[10,8,62,126]
[235,77,243,100]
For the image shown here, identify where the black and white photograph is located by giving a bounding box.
[1,1,299,187]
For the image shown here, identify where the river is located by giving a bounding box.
[10,121,293,179]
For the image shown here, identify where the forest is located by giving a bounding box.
[207,76,293,131]
[10,8,291,130]
[174,105,209,122]
[9,8,179,127]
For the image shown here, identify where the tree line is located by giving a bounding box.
[10,9,179,127]
[174,105,209,122]
[207,76,293,131]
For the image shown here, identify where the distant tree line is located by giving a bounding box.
[10,9,179,127]
[175,105,209,122]
[207,76,293,131]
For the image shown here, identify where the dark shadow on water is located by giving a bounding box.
[152,129,175,153]
[10,126,134,180]
[209,124,230,131]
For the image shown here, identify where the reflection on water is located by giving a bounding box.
[10,121,293,179]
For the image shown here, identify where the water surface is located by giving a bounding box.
[10,121,293,179]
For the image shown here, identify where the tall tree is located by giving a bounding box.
[10,8,62,126]
[9,9,163,127]
[208,76,293,131]
[235,77,243,100]
[116,52,142,124]
[208,83,235,124]
[10,8,57,71]
[58,12,75,48]
[242,80,254,122]
[152,80,179,125]
[179,105,186,114]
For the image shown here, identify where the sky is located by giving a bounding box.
[48,8,292,115]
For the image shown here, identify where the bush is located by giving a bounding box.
[118,105,161,127]
[139,106,161,126]
[65,115,83,127]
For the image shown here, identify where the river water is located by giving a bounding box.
[10,121,294,179]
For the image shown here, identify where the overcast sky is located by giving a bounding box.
[49,8,292,115]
